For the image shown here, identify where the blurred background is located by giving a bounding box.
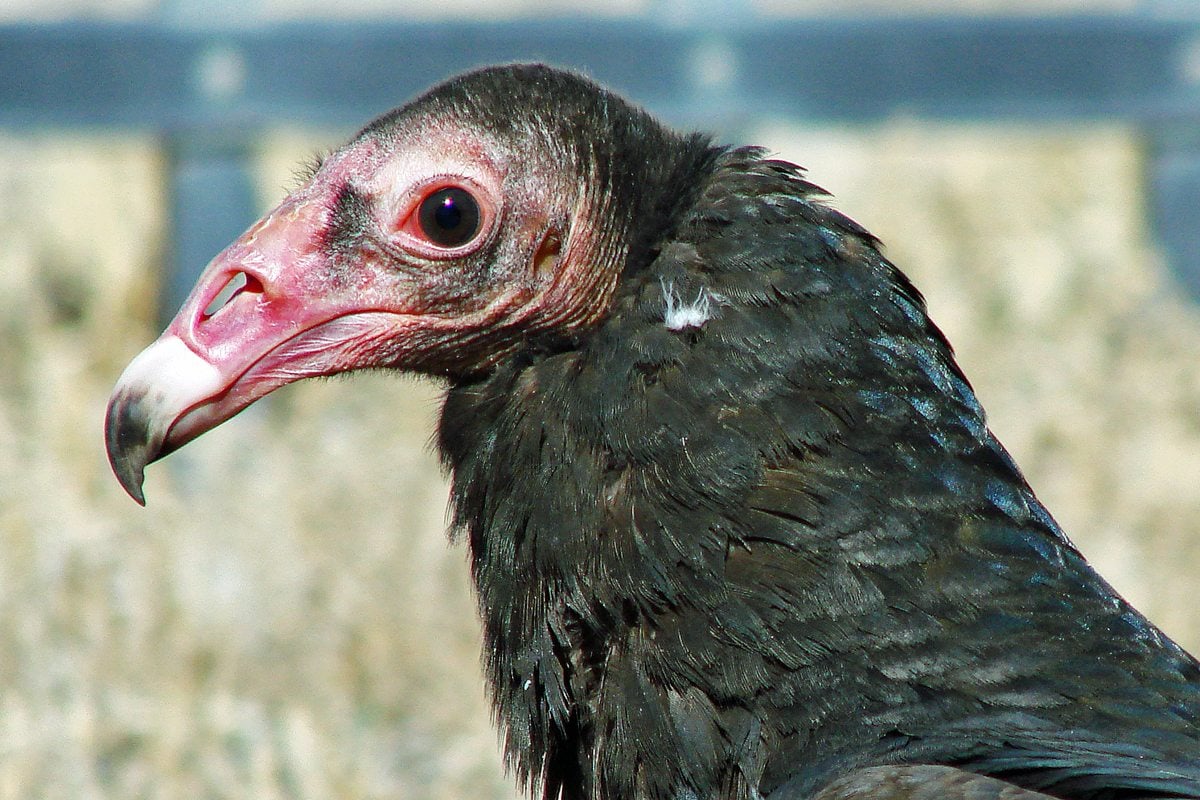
[4,1,1200,798]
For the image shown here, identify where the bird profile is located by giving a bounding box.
[105,64,1200,800]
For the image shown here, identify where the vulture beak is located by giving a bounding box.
[104,192,412,504]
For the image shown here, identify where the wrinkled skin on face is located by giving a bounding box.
[105,79,626,503]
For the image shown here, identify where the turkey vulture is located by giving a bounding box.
[105,64,1200,800]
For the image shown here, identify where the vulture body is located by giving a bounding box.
[105,65,1200,800]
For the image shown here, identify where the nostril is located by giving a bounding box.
[202,272,263,319]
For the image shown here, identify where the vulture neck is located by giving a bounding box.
[439,131,738,798]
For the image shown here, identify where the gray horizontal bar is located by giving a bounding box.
[6,15,1200,305]
[2,15,1199,131]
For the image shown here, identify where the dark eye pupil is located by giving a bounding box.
[418,187,481,247]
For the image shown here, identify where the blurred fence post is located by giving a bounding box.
[163,131,258,326]
[1150,125,1200,299]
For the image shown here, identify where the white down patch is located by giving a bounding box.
[662,280,723,331]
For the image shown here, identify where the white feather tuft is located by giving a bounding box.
[662,280,722,331]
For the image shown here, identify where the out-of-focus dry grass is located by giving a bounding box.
[1,118,1198,799]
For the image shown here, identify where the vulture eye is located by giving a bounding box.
[417,186,481,248]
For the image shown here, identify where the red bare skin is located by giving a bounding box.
[105,111,623,502]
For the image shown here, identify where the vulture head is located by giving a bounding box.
[106,64,1200,800]
[106,64,710,503]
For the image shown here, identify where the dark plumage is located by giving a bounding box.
[105,64,1200,800]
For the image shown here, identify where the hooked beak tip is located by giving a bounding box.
[104,392,151,506]
[103,335,226,506]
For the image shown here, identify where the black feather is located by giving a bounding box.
[422,66,1200,800]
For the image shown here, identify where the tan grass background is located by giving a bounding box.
[3,22,1200,800]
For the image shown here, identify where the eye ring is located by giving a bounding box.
[394,177,496,259]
